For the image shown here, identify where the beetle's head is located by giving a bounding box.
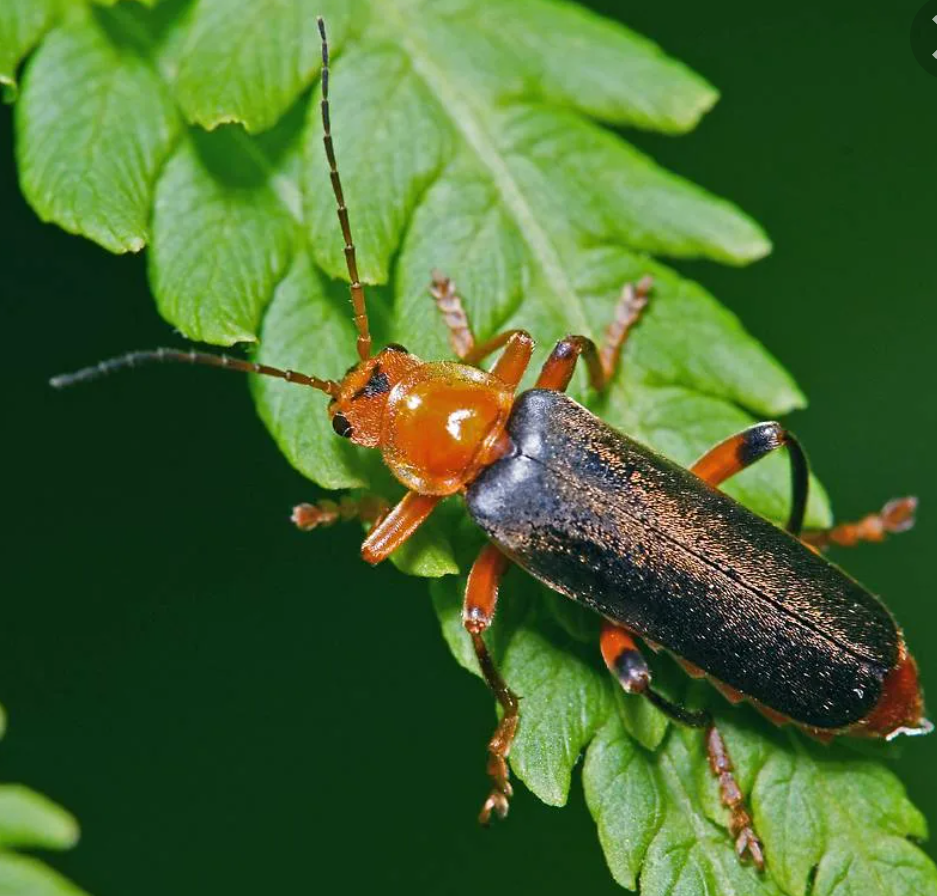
[326,344,421,448]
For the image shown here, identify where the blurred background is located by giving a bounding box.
[2,0,935,893]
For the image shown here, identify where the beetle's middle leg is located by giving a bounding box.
[600,621,765,871]
[463,543,519,824]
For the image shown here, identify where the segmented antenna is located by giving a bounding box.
[317,15,372,362]
[49,348,339,396]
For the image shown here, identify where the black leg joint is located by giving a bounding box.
[613,648,650,694]
[645,688,711,729]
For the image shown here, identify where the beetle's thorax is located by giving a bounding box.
[380,361,514,495]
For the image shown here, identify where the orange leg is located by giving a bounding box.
[599,621,764,871]
[706,726,765,870]
[489,331,534,390]
[359,492,442,565]
[802,496,917,550]
[600,622,650,693]
[535,277,653,393]
[291,493,389,531]
[464,544,518,824]
[535,335,606,392]
[690,421,809,536]
[429,271,534,380]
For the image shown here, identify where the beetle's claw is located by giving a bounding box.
[734,825,765,872]
[478,786,511,825]
[881,496,917,534]
[478,754,513,824]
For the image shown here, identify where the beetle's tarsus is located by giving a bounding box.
[801,495,919,549]
[706,725,765,872]
[597,275,653,385]
[479,710,518,824]
[479,774,512,825]
[291,494,389,531]
[430,271,476,361]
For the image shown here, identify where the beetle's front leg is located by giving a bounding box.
[599,621,765,871]
[358,491,442,564]
[535,277,652,392]
[463,543,519,823]
[429,271,535,387]
[292,493,390,531]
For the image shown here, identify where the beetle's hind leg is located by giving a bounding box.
[801,496,917,549]
[600,621,765,871]
[706,725,765,870]
[691,421,809,536]
[463,544,519,824]
[536,276,652,392]
[691,422,918,549]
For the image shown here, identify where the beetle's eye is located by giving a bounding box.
[331,413,353,438]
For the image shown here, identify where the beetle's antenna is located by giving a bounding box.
[49,348,340,396]
[317,16,371,362]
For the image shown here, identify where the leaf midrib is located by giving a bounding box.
[374,0,592,337]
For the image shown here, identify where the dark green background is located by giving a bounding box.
[3,1,935,893]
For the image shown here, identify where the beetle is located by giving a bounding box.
[51,17,930,872]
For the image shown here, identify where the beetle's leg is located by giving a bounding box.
[690,421,809,536]
[599,622,709,726]
[801,496,917,550]
[429,272,535,384]
[464,543,519,824]
[706,725,766,871]
[488,331,535,390]
[430,271,477,360]
[359,491,442,565]
[535,276,652,392]
[597,275,653,385]
[291,493,390,531]
[535,335,604,392]
[600,621,765,871]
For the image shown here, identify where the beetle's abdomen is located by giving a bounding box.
[465,390,901,731]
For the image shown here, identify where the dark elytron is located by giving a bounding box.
[467,390,899,730]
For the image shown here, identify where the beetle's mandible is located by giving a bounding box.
[51,17,930,873]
